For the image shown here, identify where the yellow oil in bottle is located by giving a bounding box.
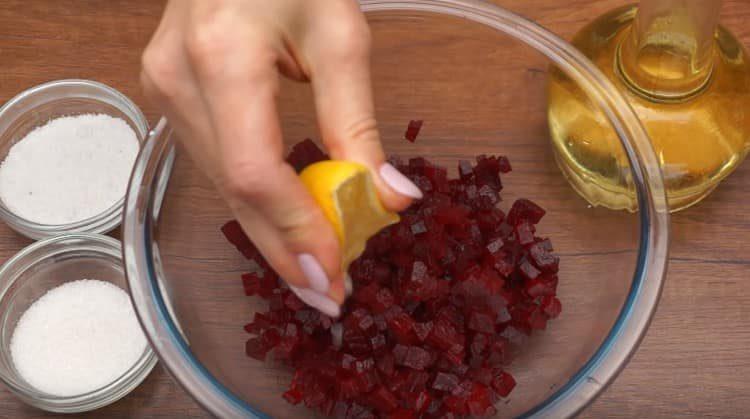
[548,6,750,212]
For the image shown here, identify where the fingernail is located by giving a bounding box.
[290,286,341,318]
[344,274,353,297]
[379,163,423,199]
[298,253,330,294]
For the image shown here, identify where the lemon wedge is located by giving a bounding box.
[300,161,399,268]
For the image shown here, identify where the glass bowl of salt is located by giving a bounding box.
[0,233,156,413]
[0,79,148,239]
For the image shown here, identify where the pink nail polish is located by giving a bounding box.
[379,163,423,199]
[297,253,330,294]
[289,286,341,318]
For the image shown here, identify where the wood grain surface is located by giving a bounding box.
[0,1,749,418]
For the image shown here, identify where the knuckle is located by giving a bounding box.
[141,46,181,98]
[185,20,233,70]
[221,162,270,201]
[275,208,320,243]
[345,115,379,143]
[326,19,371,61]
[186,18,276,78]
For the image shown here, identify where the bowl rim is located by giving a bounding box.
[122,1,670,418]
[0,233,157,413]
[0,79,149,240]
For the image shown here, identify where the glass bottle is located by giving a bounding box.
[548,0,750,212]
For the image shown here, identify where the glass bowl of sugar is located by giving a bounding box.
[0,233,156,413]
[0,79,148,239]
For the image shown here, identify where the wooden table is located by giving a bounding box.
[1,1,749,417]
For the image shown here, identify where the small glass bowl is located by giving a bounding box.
[0,233,156,413]
[0,79,148,239]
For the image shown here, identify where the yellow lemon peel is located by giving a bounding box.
[300,161,399,269]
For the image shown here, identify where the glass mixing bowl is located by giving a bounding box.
[122,0,670,417]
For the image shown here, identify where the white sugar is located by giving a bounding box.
[0,114,139,225]
[10,279,147,396]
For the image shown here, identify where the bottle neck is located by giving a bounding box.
[617,0,721,101]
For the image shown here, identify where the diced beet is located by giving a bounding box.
[468,311,496,335]
[283,388,303,405]
[223,141,562,418]
[467,383,493,416]
[362,286,396,314]
[424,164,449,193]
[241,273,262,296]
[432,372,460,392]
[529,241,560,273]
[283,292,306,311]
[457,160,474,181]
[386,309,416,344]
[221,220,252,251]
[410,220,428,235]
[475,185,500,210]
[515,221,536,246]
[388,408,416,419]
[404,120,424,142]
[469,333,489,358]
[525,277,556,297]
[377,353,396,377]
[370,334,387,353]
[491,371,517,397]
[541,296,562,318]
[518,258,541,281]
[485,237,504,254]
[286,138,328,172]
[367,385,399,413]
[507,198,546,225]
[443,394,469,415]
[398,346,433,370]
[536,237,554,252]
[412,321,433,342]
[245,337,269,361]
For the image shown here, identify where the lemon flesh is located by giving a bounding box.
[299,161,400,268]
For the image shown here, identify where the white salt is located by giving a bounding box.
[0,114,139,225]
[10,279,147,396]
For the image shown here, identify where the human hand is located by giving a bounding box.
[141,0,423,317]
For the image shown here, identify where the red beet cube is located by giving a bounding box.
[458,160,475,181]
[424,164,449,193]
[524,277,556,297]
[283,388,303,405]
[370,334,387,353]
[518,258,541,281]
[286,138,328,172]
[467,383,493,416]
[467,311,496,335]
[245,337,269,361]
[241,273,262,296]
[221,220,251,250]
[541,296,562,318]
[404,120,423,142]
[514,221,536,247]
[367,385,399,413]
[491,371,517,397]
[397,346,433,370]
[388,408,416,419]
[443,394,469,415]
[432,372,460,392]
[485,237,504,254]
[412,321,433,342]
[386,309,416,344]
[377,352,396,376]
[529,241,560,273]
[507,198,546,225]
